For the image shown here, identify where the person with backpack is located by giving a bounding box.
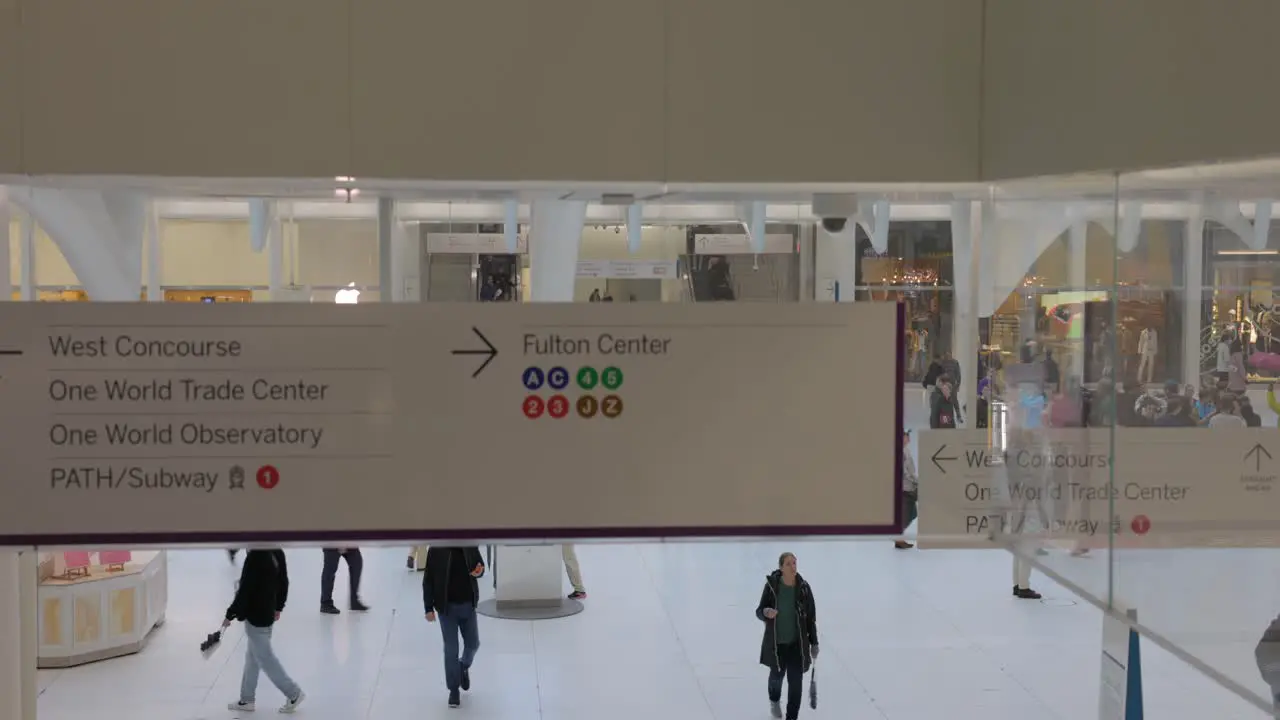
[756,552,819,720]
[929,375,959,429]
[224,549,305,714]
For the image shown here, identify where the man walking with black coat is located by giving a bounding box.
[423,546,486,708]
[224,548,305,714]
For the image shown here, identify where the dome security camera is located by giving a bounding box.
[820,217,848,234]
[812,193,859,235]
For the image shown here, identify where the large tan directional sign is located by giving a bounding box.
[0,302,902,545]
[917,427,1280,548]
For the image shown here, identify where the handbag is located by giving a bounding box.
[808,659,818,709]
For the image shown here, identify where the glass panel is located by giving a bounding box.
[1103,171,1280,716]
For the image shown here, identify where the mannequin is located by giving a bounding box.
[1137,326,1158,384]
[915,329,929,377]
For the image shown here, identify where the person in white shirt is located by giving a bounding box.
[1216,332,1234,384]
[1208,393,1248,428]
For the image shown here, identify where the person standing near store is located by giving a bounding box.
[1216,330,1234,384]
[423,546,486,709]
[319,547,368,615]
[756,552,818,720]
[224,548,305,714]
[929,375,959,429]
[895,430,918,549]
[941,351,963,421]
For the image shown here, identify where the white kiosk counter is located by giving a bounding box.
[36,551,167,668]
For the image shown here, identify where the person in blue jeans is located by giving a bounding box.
[224,549,305,714]
[423,546,486,708]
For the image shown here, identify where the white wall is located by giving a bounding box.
[11,219,680,299]
[572,226,685,302]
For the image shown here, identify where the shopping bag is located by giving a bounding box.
[809,662,818,709]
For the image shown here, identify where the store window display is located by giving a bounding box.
[853,222,954,382]
[1204,223,1280,382]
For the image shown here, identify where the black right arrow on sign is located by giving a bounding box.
[451,327,498,379]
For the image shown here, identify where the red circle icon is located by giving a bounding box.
[523,396,545,419]
[256,465,280,490]
[1131,515,1151,535]
[548,394,570,419]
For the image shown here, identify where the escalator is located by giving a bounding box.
[683,254,736,301]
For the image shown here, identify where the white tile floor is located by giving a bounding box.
[32,543,1273,720]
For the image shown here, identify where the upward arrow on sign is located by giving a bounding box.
[1245,443,1273,473]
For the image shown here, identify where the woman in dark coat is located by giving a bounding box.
[755,552,819,720]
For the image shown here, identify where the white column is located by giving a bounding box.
[378,197,395,303]
[0,187,11,302]
[951,201,981,425]
[1183,204,1206,389]
[18,212,34,302]
[145,202,163,301]
[527,199,586,301]
[494,199,586,615]
[267,204,284,301]
[1067,221,1088,383]
[0,550,38,720]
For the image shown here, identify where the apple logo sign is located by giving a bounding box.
[334,283,361,305]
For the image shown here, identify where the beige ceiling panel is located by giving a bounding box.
[21,0,350,178]
[984,0,1280,180]
[350,0,665,182]
[0,0,20,174]
[666,0,983,184]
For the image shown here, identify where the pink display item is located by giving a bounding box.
[62,551,90,568]
[61,551,91,578]
[98,550,132,568]
[1249,352,1280,373]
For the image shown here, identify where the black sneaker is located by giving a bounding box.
[568,591,587,600]
[460,666,471,691]
[406,555,415,569]
[448,689,461,708]
[1014,587,1042,600]
[350,599,370,612]
[320,604,340,615]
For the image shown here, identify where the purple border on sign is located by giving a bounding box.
[0,304,909,547]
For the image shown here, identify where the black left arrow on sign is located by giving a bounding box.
[452,327,498,378]
[930,444,958,474]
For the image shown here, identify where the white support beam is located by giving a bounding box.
[18,212,34,302]
[146,201,163,301]
[0,187,11,302]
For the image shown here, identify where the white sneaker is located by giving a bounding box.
[278,691,305,714]
[770,700,782,718]
[228,700,256,712]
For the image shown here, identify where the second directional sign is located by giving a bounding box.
[0,302,902,544]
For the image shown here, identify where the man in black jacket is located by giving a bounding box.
[423,546,486,708]
[224,549,305,714]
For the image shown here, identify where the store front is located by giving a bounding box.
[851,221,954,383]
[1205,222,1280,382]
